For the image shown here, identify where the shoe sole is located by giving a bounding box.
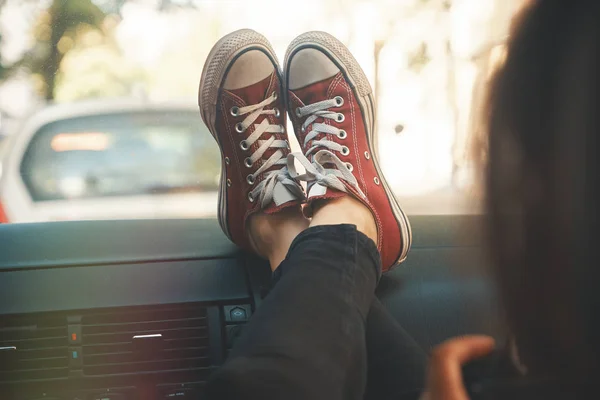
[198,29,281,241]
[284,31,412,266]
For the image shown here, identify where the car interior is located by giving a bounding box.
[0,1,518,399]
[0,213,501,400]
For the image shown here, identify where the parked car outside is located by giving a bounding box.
[0,99,221,223]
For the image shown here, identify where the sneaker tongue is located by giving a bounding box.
[225,72,275,107]
[272,181,297,207]
[225,71,284,185]
[292,73,341,169]
[291,72,340,106]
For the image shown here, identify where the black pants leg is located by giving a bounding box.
[364,299,427,400]
[205,224,424,400]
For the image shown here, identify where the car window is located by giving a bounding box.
[0,0,523,223]
[20,111,220,202]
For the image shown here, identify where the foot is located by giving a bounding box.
[199,29,304,252]
[284,31,412,271]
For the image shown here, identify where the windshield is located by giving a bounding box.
[0,0,521,223]
[20,110,220,201]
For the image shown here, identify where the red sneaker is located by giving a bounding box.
[284,31,412,271]
[199,29,304,252]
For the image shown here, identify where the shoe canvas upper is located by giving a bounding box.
[216,71,302,251]
[288,71,404,270]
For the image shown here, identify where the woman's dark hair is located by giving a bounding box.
[486,0,600,378]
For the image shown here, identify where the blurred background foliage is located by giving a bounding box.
[0,0,196,100]
[0,0,523,194]
[0,0,462,102]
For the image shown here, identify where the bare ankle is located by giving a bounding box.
[248,206,309,271]
[310,196,378,245]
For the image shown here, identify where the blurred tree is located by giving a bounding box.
[51,0,203,102]
[54,20,148,102]
[17,0,106,100]
[0,0,202,98]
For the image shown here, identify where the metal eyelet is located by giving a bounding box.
[244,158,253,168]
[373,177,380,185]
[334,96,344,106]
[338,130,347,139]
[345,162,354,172]
[240,140,249,151]
[230,106,240,117]
[225,157,230,165]
[271,91,278,100]
[274,108,280,118]
[295,108,302,117]
[341,146,350,156]
[336,113,345,123]
[364,151,370,160]
[235,122,244,133]
[301,125,306,133]
[248,192,255,202]
[247,175,255,185]
[226,178,232,187]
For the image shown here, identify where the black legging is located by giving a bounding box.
[205,224,426,400]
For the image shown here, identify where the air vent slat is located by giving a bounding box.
[0,367,69,382]
[18,347,68,359]
[83,326,207,344]
[82,306,207,325]
[0,356,69,371]
[84,359,210,376]
[83,317,207,334]
[83,337,210,355]
[0,327,67,341]
[1,336,67,344]
[0,338,67,351]
[86,356,210,369]
[83,346,209,358]
[84,347,209,366]
[81,304,212,377]
[1,316,66,329]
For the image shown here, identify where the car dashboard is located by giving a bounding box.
[0,216,501,400]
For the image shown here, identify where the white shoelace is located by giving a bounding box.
[235,92,304,207]
[288,98,365,198]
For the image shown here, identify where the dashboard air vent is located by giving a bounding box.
[0,314,68,382]
[81,303,211,376]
